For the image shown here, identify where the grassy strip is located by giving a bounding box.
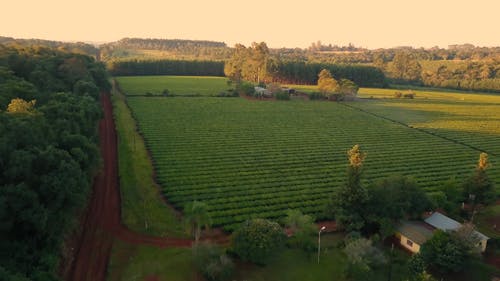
[107,240,196,281]
[111,84,185,237]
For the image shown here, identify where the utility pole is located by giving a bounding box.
[317,226,326,264]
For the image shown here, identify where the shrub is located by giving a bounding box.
[275,92,290,100]
[192,243,234,281]
[403,93,415,99]
[217,90,239,97]
[162,89,170,96]
[232,219,286,265]
[394,91,403,98]
[237,82,255,96]
[284,210,316,252]
[309,92,326,100]
[328,93,345,101]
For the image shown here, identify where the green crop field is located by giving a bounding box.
[126,91,500,230]
[115,75,229,96]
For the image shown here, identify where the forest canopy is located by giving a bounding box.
[0,44,110,281]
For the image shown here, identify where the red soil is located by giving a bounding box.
[66,94,192,281]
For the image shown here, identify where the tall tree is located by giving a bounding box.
[463,153,496,213]
[224,42,270,84]
[317,69,338,95]
[391,51,422,81]
[331,145,369,232]
[184,201,212,243]
[224,44,247,83]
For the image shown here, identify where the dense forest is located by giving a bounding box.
[0,44,110,280]
[107,59,225,76]
[102,38,499,92]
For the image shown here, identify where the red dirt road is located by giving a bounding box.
[66,94,192,281]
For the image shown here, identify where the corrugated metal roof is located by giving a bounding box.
[397,221,434,245]
[424,212,461,231]
[424,212,489,240]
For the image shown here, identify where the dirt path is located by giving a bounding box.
[66,93,193,281]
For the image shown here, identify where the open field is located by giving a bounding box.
[351,89,500,156]
[126,92,500,230]
[115,75,229,96]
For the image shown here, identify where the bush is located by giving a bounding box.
[236,82,255,96]
[232,219,286,265]
[328,93,345,101]
[162,89,170,96]
[217,90,239,97]
[275,92,290,100]
[309,92,326,100]
[192,243,234,281]
[394,91,403,98]
[403,93,415,99]
[283,210,316,252]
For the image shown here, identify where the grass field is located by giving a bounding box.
[111,86,185,237]
[126,93,500,229]
[108,232,496,281]
[115,75,229,96]
[352,88,500,156]
[107,233,416,281]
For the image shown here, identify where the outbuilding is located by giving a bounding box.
[395,211,489,254]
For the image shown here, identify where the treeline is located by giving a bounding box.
[107,59,225,76]
[419,61,500,92]
[223,42,386,87]
[382,51,500,92]
[99,37,499,91]
[0,44,110,280]
[100,38,232,61]
[272,61,386,87]
[0,36,99,58]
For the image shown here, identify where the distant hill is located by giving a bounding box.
[0,36,99,57]
[99,38,232,61]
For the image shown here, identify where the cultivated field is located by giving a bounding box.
[115,75,229,96]
[122,81,500,229]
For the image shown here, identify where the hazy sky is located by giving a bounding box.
[2,0,499,49]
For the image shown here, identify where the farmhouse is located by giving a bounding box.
[396,212,489,254]
[424,212,489,253]
[396,221,434,253]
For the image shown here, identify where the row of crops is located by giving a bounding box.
[127,97,500,229]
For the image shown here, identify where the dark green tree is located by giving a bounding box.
[284,209,316,251]
[331,145,369,232]
[463,153,496,209]
[420,231,468,273]
[184,201,212,243]
[391,51,422,81]
[232,219,285,265]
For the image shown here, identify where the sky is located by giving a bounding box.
[1,0,499,49]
